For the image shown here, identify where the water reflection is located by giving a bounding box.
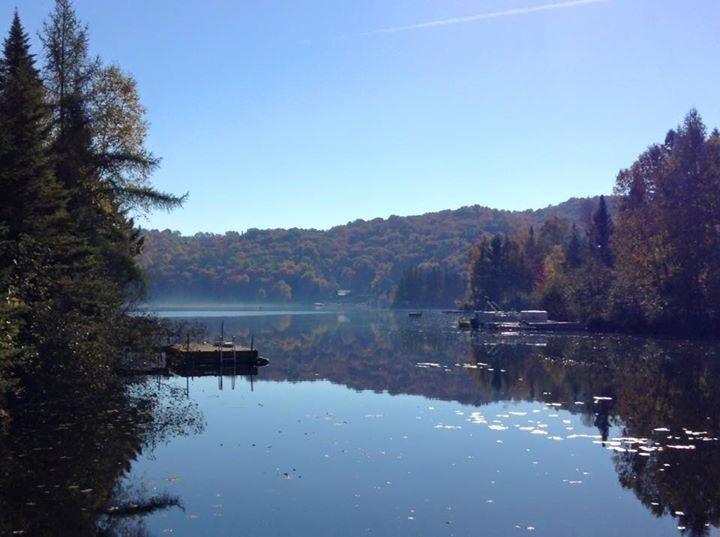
[176,359,266,395]
[0,379,204,536]
[4,310,720,536]
[192,310,720,536]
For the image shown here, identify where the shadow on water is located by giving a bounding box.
[0,376,204,536]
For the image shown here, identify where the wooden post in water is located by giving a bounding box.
[219,320,223,374]
[249,333,255,392]
[232,336,237,390]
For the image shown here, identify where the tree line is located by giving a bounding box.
[140,197,602,305]
[467,110,720,336]
[0,2,182,416]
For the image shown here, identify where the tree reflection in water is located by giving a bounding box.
[0,378,204,536]
[4,311,718,535]
[202,311,720,536]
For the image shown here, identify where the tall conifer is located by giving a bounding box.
[0,13,69,398]
[589,195,613,267]
[0,13,66,240]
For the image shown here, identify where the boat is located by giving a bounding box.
[458,319,473,330]
[408,311,423,318]
[485,320,583,332]
[458,316,480,330]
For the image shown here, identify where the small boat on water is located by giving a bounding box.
[408,311,423,318]
[457,309,584,333]
[458,316,479,330]
[486,320,583,332]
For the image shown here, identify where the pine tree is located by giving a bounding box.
[0,13,68,321]
[0,13,66,240]
[0,13,72,400]
[42,0,184,215]
[589,195,613,267]
[40,0,94,139]
[40,0,182,305]
[468,234,531,309]
[0,3,186,409]
[565,224,583,270]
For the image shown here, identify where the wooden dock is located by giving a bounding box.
[485,321,584,332]
[165,343,260,365]
[166,343,268,386]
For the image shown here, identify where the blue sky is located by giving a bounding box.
[4,0,720,234]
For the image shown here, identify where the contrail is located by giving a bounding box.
[351,0,608,37]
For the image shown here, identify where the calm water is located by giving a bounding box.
[3,309,720,536]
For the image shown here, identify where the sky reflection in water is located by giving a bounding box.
[115,311,720,535]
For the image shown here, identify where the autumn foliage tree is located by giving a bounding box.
[467,110,720,335]
[612,110,720,333]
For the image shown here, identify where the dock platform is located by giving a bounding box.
[165,343,260,365]
[486,321,583,332]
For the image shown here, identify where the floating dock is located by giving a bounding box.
[485,321,583,332]
[165,343,260,365]
[118,341,269,382]
[458,309,584,333]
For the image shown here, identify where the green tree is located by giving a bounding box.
[468,234,530,309]
[612,110,720,333]
[0,14,70,396]
[0,13,67,242]
[589,195,613,266]
[564,224,584,270]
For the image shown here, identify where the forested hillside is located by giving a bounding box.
[140,196,611,305]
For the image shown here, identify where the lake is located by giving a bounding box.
[2,309,720,536]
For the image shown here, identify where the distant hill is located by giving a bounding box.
[140,196,614,304]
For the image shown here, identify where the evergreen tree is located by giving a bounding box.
[0,226,24,413]
[40,0,95,139]
[589,195,613,266]
[468,234,530,309]
[393,264,462,307]
[0,13,69,337]
[0,4,185,413]
[564,224,583,270]
[0,13,66,241]
[0,14,73,400]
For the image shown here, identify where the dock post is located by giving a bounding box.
[232,336,237,390]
